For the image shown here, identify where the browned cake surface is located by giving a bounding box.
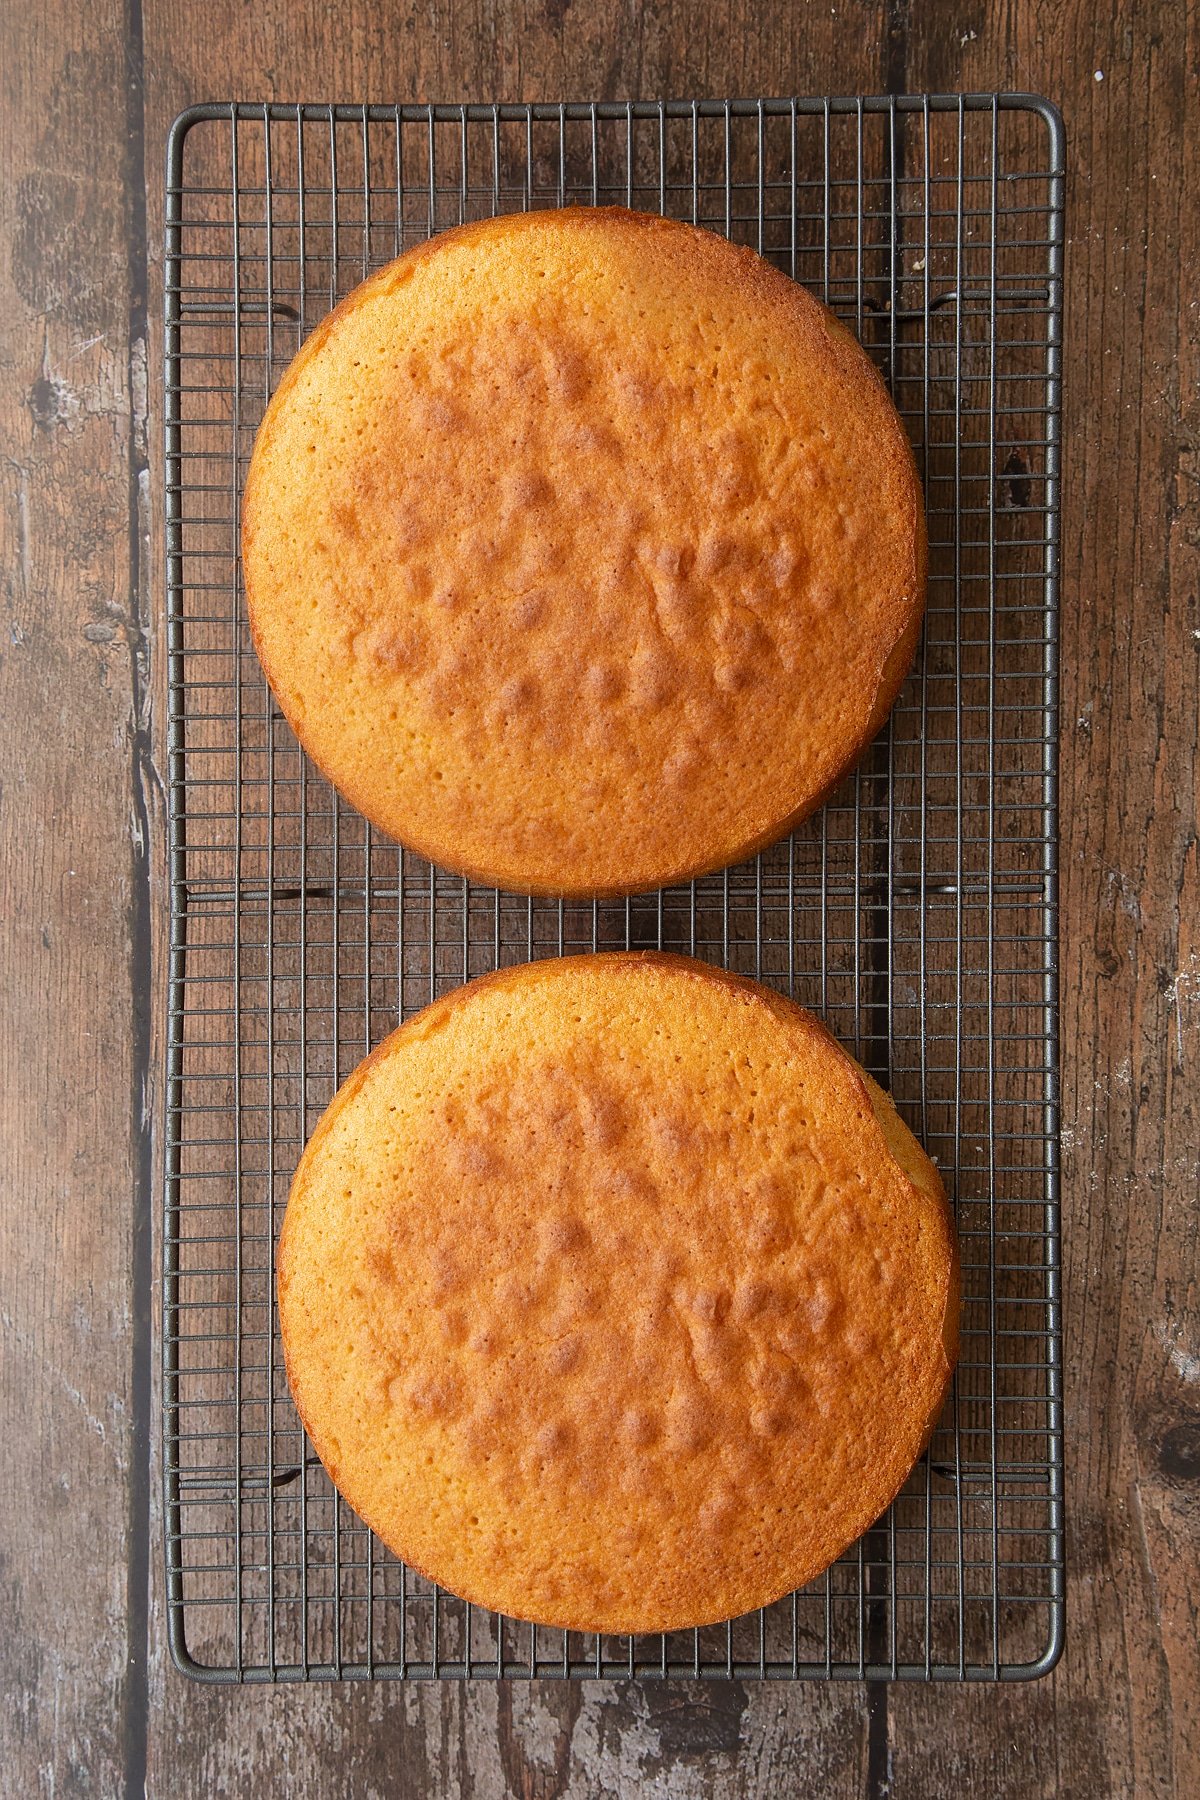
[279,953,958,1635]
[244,208,926,896]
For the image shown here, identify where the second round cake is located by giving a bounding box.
[279,953,958,1634]
[244,208,926,895]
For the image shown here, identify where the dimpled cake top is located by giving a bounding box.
[243,208,926,897]
[278,953,958,1634]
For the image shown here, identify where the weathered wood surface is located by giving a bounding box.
[1,0,1196,1794]
[0,4,152,1799]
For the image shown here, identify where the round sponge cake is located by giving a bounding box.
[244,208,926,897]
[278,953,958,1634]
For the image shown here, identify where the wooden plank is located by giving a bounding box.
[0,4,151,1799]
[885,2,1200,1797]
[138,3,893,1795]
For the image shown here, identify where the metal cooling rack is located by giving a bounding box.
[164,95,1065,1682]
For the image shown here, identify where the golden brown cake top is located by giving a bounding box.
[279,953,958,1634]
[244,208,925,896]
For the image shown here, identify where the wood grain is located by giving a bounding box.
[882,6,1200,1797]
[1,0,1196,1794]
[0,3,152,1798]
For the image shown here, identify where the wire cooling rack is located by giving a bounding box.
[164,95,1064,1682]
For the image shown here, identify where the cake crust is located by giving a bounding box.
[279,952,958,1634]
[244,208,926,897]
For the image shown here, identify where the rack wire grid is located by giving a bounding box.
[164,94,1065,1683]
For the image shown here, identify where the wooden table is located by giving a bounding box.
[2,2,1196,1794]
